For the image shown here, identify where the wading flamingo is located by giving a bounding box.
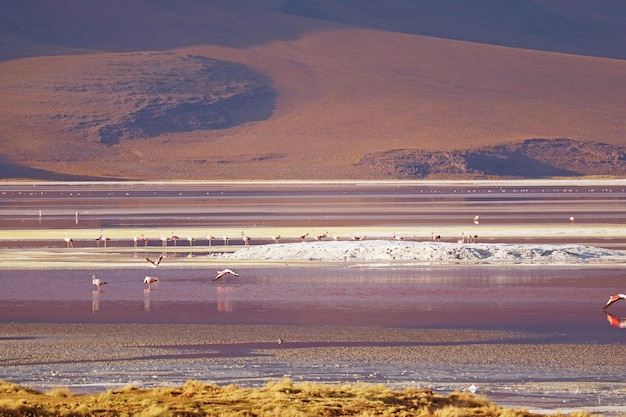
[144,276,158,290]
[92,275,106,290]
[63,234,74,248]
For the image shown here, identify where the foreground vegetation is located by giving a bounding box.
[0,379,596,417]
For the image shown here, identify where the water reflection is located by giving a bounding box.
[605,312,626,328]
[144,290,152,312]
[92,291,101,313]
[217,286,236,313]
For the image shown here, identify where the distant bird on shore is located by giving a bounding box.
[92,275,106,290]
[187,235,194,246]
[96,230,110,248]
[159,232,168,247]
[146,255,163,268]
[144,276,158,290]
[271,235,281,244]
[241,231,251,246]
[604,294,626,309]
[171,233,180,246]
[431,233,441,242]
[314,232,328,241]
[351,235,366,241]
[223,235,229,246]
[569,216,576,223]
[63,234,74,248]
[141,234,149,246]
[213,269,239,282]
[299,232,309,242]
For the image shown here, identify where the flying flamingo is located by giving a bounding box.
[144,276,158,290]
[473,215,480,225]
[146,255,163,268]
[604,294,626,309]
[92,275,106,290]
[213,269,239,282]
[63,234,74,248]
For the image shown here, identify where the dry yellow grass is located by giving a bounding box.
[0,379,588,417]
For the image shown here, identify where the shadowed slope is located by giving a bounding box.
[282,0,626,59]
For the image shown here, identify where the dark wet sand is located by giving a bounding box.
[3,323,626,413]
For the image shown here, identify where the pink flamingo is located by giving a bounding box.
[92,275,106,290]
[213,269,239,282]
[604,294,626,309]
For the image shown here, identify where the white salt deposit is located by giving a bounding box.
[224,240,626,264]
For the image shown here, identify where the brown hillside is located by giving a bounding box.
[0,1,625,180]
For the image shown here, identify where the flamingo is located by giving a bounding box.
[314,232,327,241]
[206,234,215,247]
[299,232,309,242]
[96,231,110,248]
[141,234,149,247]
[431,233,441,242]
[351,235,366,241]
[63,234,74,248]
[604,294,626,309]
[271,235,281,244]
[569,216,576,223]
[473,215,480,225]
[171,233,180,246]
[393,233,403,241]
[223,236,229,246]
[146,255,163,268]
[159,232,169,247]
[133,236,139,248]
[241,231,251,246]
[144,276,158,290]
[187,235,193,246]
[92,274,106,290]
[213,268,239,282]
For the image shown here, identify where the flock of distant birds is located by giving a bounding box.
[91,268,240,292]
[65,215,626,313]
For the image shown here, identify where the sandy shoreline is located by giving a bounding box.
[2,323,626,415]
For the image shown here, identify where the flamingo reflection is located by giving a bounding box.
[92,291,101,313]
[216,286,235,312]
[605,312,626,328]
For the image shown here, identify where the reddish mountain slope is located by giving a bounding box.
[0,1,624,180]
